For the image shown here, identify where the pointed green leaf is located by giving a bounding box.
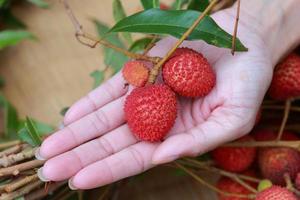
[188,0,209,12]
[93,20,128,72]
[32,120,54,135]
[140,0,159,9]
[90,70,105,89]
[110,8,247,51]
[2,10,26,29]
[20,117,42,146]
[129,37,158,53]
[113,0,132,45]
[60,107,70,116]
[0,30,35,50]
[26,0,49,8]
[0,94,19,137]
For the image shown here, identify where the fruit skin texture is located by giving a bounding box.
[124,84,177,142]
[258,147,300,185]
[122,60,149,87]
[212,136,257,172]
[169,47,199,59]
[163,49,215,97]
[295,172,300,190]
[217,177,254,200]
[255,186,297,200]
[269,53,300,100]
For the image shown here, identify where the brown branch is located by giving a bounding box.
[4,174,38,193]
[277,100,291,141]
[147,0,219,83]
[0,148,36,168]
[224,140,300,150]
[284,173,300,196]
[0,180,43,200]
[0,141,21,150]
[0,145,23,158]
[175,162,255,199]
[231,0,240,55]
[0,160,44,177]
[62,0,159,63]
[25,181,67,200]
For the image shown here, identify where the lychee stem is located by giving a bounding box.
[284,173,300,196]
[62,0,160,64]
[224,140,300,150]
[231,0,240,55]
[175,162,256,199]
[276,99,291,141]
[147,0,219,84]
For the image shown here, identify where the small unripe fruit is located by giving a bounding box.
[255,186,297,200]
[122,60,149,87]
[124,84,177,142]
[257,179,272,192]
[163,48,216,97]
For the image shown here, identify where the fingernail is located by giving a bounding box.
[152,154,179,165]
[68,179,78,190]
[35,148,46,161]
[37,168,50,182]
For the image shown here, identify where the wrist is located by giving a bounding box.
[230,0,300,66]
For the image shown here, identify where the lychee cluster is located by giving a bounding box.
[122,48,215,142]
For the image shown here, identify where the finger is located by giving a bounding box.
[39,96,126,159]
[152,105,257,164]
[64,72,127,125]
[70,142,158,189]
[40,125,137,181]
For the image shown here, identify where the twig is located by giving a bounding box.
[97,186,110,200]
[284,173,300,196]
[231,0,240,55]
[147,0,219,83]
[0,141,21,150]
[0,148,36,167]
[224,140,300,150]
[277,100,291,141]
[25,181,67,200]
[0,145,23,158]
[0,180,43,200]
[184,158,260,183]
[4,174,38,193]
[0,160,44,177]
[62,0,159,63]
[175,162,255,199]
[211,0,234,12]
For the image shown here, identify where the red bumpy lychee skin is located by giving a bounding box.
[217,177,253,200]
[122,60,149,87]
[269,53,300,100]
[258,147,300,185]
[162,48,216,97]
[255,186,297,200]
[212,135,257,172]
[124,84,177,142]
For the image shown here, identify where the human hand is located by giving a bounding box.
[36,6,278,190]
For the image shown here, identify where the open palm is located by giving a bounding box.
[38,9,274,189]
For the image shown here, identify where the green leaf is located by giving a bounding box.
[2,10,26,29]
[32,120,54,135]
[0,0,9,8]
[19,117,42,147]
[90,70,104,89]
[113,0,132,45]
[110,9,247,51]
[0,94,19,137]
[188,0,209,12]
[0,30,35,50]
[129,37,157,53]
[93,20,128,73]
[26,0,49,8]
[60,107,70,116]
[140,0,159,9]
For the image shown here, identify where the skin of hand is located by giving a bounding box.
[36,0,300,190]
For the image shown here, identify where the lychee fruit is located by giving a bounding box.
[217,177,254,200]
[255,186,297,200]
[258,147,300,185]
[122,60,149,87]
[162,48,215,97]
[295,172,300,190]
[169,47,199,59]
[269,53,300,100]
[212,135,257,172]
[160,3,169,10]
[124,84,177,142]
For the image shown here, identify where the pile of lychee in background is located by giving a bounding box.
[122,46,300,200]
